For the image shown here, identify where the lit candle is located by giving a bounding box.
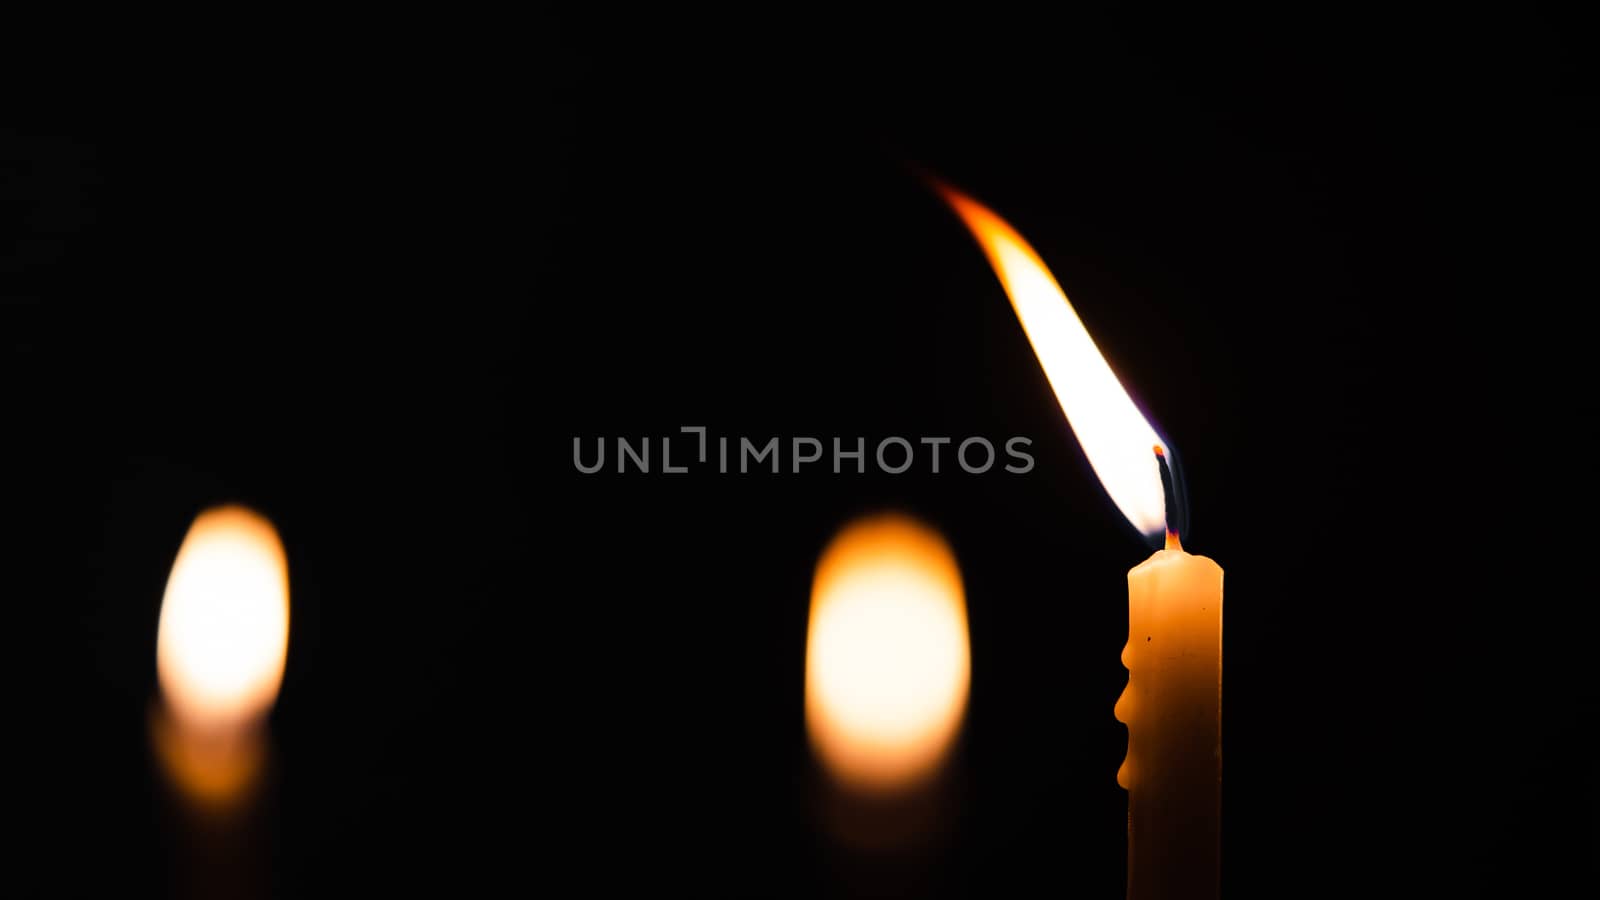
[1119,506,1222,900]
[151,505,290,898]
[805,513,970,864]
[936,183,1223,900]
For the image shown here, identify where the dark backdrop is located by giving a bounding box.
[6,10,1594,898]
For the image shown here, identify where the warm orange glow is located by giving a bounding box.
[937,182,1170,538]
[150,705,269,809]
[154,505,289,807]
[805,514,970,794]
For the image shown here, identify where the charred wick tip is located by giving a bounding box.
[1154,445,1184,550]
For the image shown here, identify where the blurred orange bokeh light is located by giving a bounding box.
[805,514,970,794]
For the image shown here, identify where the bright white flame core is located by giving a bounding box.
[806,514,970,793]
[940,185,1169,538]
[156,506,289,734]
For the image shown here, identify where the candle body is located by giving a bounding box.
[1115,547,1223,900]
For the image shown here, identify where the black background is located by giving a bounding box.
[6,10,1595,898]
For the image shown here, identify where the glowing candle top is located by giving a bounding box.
[156,505,290,738]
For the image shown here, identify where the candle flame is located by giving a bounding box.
[936,182,1171,540]
[154,505,289,806]
[805,514,970,795]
